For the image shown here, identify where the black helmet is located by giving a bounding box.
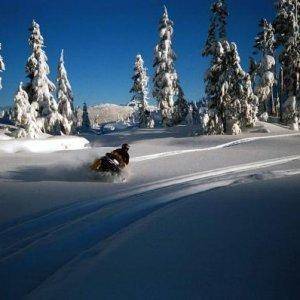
[122,143,130,151]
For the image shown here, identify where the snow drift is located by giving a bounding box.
[0,135,89,154]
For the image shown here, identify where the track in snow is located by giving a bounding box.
[132,133,300,162]
[1,155,300,298]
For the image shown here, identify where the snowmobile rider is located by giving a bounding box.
[106,143,130,169]
[90,143,130,173]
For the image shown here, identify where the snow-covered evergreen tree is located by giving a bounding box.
[202,1,258,135]
[273,0,300,47]
[202,0,228,57]
[74,106,81,129]
[255,19,276,56]
[173,85,189,125]
[129,54,152,127]
[202,42,225,134]
[153,6,178,126]
[25,20,61,134]
[201,0,229,134]
[254,19,276,116]
[13,83,31,126]
[81,102,91,131]
[57,50,75,134]
[273,0,300,128]
[192,102,201,125]
[186,104,194,126]
[283,95,299,130]
[248,56,259,89]
[0,43,5,90]
[202,17,218,57]
[212,0,228,40]
[223,42,258,133]
[12,82,42,138]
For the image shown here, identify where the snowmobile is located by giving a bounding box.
[90,143,130,175]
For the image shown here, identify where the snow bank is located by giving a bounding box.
[0,135,89,154]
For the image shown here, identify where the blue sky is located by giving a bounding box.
[0,0,274,107]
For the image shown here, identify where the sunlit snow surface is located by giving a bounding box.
[0,121,299,299]
[0,135,89,154]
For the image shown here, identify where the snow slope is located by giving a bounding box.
[1,158,300,299]
[0,122,299,299]
[29,175,300,300]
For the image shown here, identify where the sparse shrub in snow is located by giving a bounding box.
[0,43,5,90]
[129,54,153,128]
[81,102,91,131]
[57,50,75,134]
[12,83,42,138]
[173,85,189,125]
[153,6,178,127]
[273,0,300,128]
[253,19,276,115]
[25,20,62,135]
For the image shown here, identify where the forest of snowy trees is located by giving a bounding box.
[1,0,300,138]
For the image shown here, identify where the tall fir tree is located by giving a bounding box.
[57,50,75,134]
[0,43,5,90]
[212,0,228,40]
[81,102,91,131]
[203,0,228,57]
[173,85,189,124]
[253,19,276,115]
[202,0,258,135]
[202,17,218,57]
[254,19,276,56]
[248,56,259,88]
[153,6,178,126]
[201,0,229,134]
[273,0,300,128]
[130,54,152,128]
[223,42,258,132]
[25,20,61,134]
[74,106,82,129]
